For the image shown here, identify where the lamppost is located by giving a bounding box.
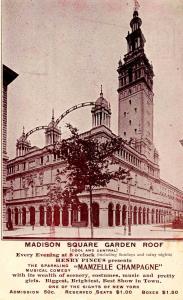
[127,174,132,236]
[164,211,166,231]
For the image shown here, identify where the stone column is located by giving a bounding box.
[11,210,15,226]
[78,208,81,222]
[140,211,142,225]
[112,208,115,227]
[99,208,108,227]
[149,210,151,224]
[119,209,122,226]
[19,209,22,225]
[51,208,54,225]
[26,207,30,225]
[125,208,128,226]
[160,212,162,223]
[94,115,96,127]
[151,211,154,224]
[131,208,133,226]
[168,211,171,222]
[35,208,40,225]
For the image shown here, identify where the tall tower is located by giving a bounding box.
[117,9,155,159]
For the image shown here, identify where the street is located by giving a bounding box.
[3,223,183,239]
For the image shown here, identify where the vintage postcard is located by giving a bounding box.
[1,0,183,299]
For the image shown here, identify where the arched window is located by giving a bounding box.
[62,205,68,226]
[108,203,114,227]
[46,206,52,226]
[40,206,44,226]
[15,208,19,225]
[80,203,88,227]
[54,205,60,226]
[30,206,35,226]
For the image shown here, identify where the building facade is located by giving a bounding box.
[3,65,18,188]
[4,10,183,230]
[3,65,18,228]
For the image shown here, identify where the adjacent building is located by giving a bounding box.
[3,65,18,228]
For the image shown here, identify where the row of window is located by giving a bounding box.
[120,69,142,86]
[8,163,26,175]
[124,129,137,136]
[120,84,142,98]
[132,23,140,32]
[124,109,137,117]
[7,156,49,175]
[121,63,143,77]
[160,188,178,200]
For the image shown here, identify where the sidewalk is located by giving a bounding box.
[3,223,183,239]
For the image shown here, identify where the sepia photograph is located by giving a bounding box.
[2,0,183,240]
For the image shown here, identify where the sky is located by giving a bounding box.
[2,0,183,189]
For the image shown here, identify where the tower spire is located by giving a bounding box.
[52,108,54,122]
[100,84,103,97]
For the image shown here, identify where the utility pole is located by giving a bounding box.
[127,174,132,236]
